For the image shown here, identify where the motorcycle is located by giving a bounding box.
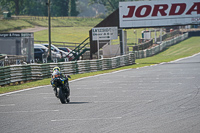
[51,70,70,104]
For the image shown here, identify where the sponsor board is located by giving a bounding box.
[119,0,200,28]
[0,33,33,38]
[92,27,118,41]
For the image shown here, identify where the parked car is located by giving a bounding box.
[41,44,61,59]
[58,47,78,59]
[42,44,75,61]
[34,44,61,61]
[59,49,73,61]
[34,44,48,61]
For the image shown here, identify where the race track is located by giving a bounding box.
[1,53,200,133]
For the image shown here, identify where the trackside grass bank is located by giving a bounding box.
[0,17,103,32]
[0,36,200,94]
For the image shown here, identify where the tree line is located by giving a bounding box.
[88,0,137,14]
[0,0,79,16]
[0,0,137,17]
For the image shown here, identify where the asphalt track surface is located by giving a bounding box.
[1,53,200,133]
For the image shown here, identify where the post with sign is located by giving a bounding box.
[47,0,52,61]
[92,27,118,59]
[16,60,21,65]
[43,58,47,63]
[154,29,157,44]
[0,61,4,67]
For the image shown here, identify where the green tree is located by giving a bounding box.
[88,0,136,14]
[0,0,22,15]
[22,0,47,16]
[0,0,75,16]
[88,0,117,14]
[69,0,79,16]
[0,0,47,15]
[51,0,69,16]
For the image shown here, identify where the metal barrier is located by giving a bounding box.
[0,33,188,86]
[134,33,188,59]
[0,53,135,86]
[0,55,27,66]
[0,66,10,86]
[131,30,181,51]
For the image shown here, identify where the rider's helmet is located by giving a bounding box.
[52,67,61,79]
[53,66,60,72]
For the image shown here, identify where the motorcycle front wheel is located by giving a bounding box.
[57,87,66,104]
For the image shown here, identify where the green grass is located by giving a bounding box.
[1,17,154,50]
[1,36,200,94]
[24,17,103,27]
[136,37,200,65]
[34,27,92,44]
[1,17,146,45]
[0,17,103,32]
[1,17,199,93]
[34,27,147,47]
[0,19,33,32]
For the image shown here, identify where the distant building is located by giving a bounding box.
[0,32,34,63]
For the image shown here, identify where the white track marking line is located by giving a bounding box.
[1,52,199,97]
[122,90,175,92]
[71,96,98,97]
[169,52,200,63]
[0,110,59,114]
[51,117,122,122]
[0,85,51,97]
[93,101,130,103]
[6,93,53,96]
[43,95,97,99]
[43,97,55,99]
[0,104,15,106]
[93,100,154,103]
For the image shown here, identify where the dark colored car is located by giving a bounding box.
[34,44,48,61]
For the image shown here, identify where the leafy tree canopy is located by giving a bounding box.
[0,0,78,16]
[88,0,137,14]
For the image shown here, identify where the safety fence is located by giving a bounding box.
[0,53,135,86]
[132,30,180,51]
[0,55,27,67]
[0,33,189,86]
[134,33,188,59]
[133,39,153,51]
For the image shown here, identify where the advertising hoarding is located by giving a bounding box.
[119,0,200,28]
[92,27,118,41]
[0,33,33,38]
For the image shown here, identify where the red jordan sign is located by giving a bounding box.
[119,0,200,28]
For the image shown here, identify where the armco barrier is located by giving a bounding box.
[10,65,32,83]
[0,33,188,86]
[134,33,188,59]
[0,53,135,86]
[0,66,10,86]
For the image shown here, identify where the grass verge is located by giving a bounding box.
[34,27,92,44]
[0,17,103,33]
[0,36,200,94]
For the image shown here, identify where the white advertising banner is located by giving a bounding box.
[92,27,118,41]
[119,0,200,28]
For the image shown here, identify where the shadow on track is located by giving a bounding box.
[67,102,90,104]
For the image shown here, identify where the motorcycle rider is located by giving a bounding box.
[51,66,70,99]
